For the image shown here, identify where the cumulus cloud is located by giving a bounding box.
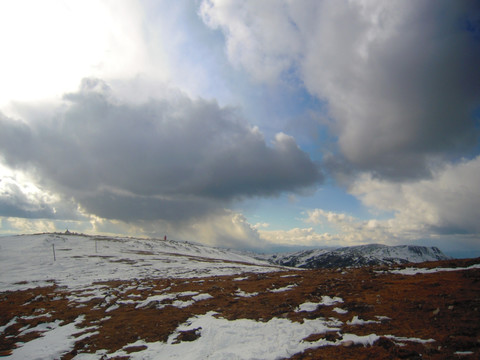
[304,208,401,245]
[306,208,355,225]
[303,154,480,245]
[199,0,303,83]
[258,213,398,248]
[0,78,321,227]
[258,227,336,247]
[201,0,480,180]
[350,156,480,236]
[289,154,480,247]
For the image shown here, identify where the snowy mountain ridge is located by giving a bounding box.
[265,243,450,269]
[0,233,278,292]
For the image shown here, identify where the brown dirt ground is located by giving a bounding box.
[1,257,479,359]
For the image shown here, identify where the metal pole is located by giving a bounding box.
[52,244,56,261]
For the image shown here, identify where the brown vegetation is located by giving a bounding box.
[1,258,479,359]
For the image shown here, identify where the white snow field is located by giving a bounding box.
[0,233,279,292]
[106,312,345,360]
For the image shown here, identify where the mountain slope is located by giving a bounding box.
[0,233,278,292]
[267,244,450,269]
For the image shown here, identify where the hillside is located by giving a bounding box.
[266,244,450,269]
[1,234,479,359]
[0,233,278,292]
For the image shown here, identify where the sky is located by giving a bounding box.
[0,0,479,257]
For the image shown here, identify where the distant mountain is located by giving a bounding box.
[265,244,451,269]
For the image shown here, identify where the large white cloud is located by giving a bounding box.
[258,227,336,247]
[199,0,303,83]
[201,0,480,180]
[298,156,480,246]
[350,156,480,236]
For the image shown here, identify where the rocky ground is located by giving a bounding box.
[1,257,480,359]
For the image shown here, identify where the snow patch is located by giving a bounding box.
[269,284,297,293]
[295,302,320,312]
[295,296,344,312]
[319,296,343,306]
[340,333,380,346]
[233,277,249,281]
[135,291,211,310]
[108,311,342,360]
[192,293,213,301]
[8,315,96,360]
[389,264,480,275]
[385,334,436,345]
[235,289,259,298]
[0,317,18,334]
[105,304,120,312]
[347,316,379,325]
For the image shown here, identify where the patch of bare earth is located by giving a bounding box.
[1,258,479,359]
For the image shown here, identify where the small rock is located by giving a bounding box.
[325,332,342,342]
[448,305,454,310]
[432,307,440,315]
[342,340,354,347]
[172,327,202,344]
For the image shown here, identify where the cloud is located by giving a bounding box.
[201,0,480,180]
[295,154,480,247]
[258,227,336,247]
[305,208,355,225]
[182,211,266,250]
[3,217,57,235]
[303,154,480,244]
[304,208,400,245]
[0,78,321,226]
[199,0,303,83]
[350,156,480,237]
[0,0,153,108]
[0,165,83,220]
[83,210,268,251]
[0,181,56,219]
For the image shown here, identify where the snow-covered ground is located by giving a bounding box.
[0,233,279,292]
[1,233,477,359]
[3,284,436,360]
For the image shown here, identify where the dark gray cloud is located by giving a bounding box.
[0,78,322,223]
[79,191,223,222]
[302,0,480,180]
[0,182,55,219]
[0,175,87,221]
[202,0,480,181]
